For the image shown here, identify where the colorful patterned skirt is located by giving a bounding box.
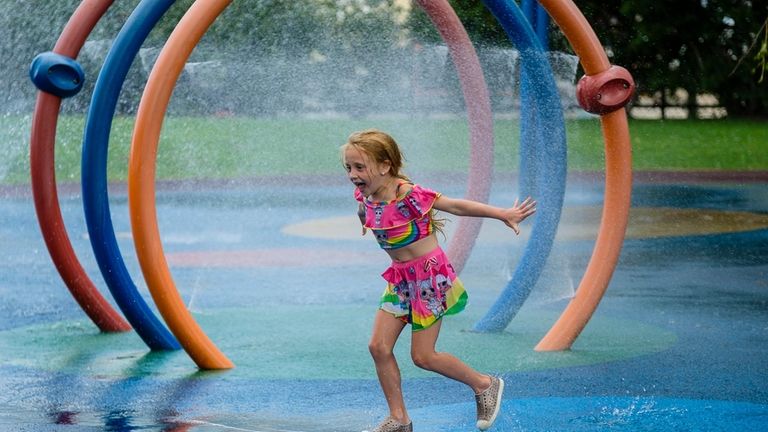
[379,246,468,331]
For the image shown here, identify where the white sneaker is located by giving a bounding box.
[365,416,413,432]
[475,376,504,430]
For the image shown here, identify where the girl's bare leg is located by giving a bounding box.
[369,310,410,424]
[411,319,492,394]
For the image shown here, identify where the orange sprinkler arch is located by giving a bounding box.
[127,0,494,370]
[128,0,234,370]
[534,0,634,351]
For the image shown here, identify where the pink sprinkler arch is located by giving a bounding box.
[415,0,495,274]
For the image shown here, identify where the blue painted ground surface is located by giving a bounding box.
[0,177,767,431]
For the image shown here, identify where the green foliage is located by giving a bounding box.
[0,0,408,115]
[5,1,767,118]
[752,18,768,83]
[404,1,768,118]
[589,1,768,118]
[406,0,510,48]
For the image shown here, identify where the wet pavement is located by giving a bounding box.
[0,176,766,431]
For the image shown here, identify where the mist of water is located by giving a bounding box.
[1,2,588,326]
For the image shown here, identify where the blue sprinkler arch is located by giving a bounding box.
[473,0,567,332]
[517,0,554,202]
[518,0,552,196]
[81,0,181,350]
[522,0,550,48]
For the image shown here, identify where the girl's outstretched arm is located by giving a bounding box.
[434,196,537,235]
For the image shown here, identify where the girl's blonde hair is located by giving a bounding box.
[342,128,445,235]
[342,129,409,181]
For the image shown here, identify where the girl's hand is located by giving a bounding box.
[502,197,536,235]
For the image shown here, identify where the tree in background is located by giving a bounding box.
[1,0,406,115]
[406,1,510,48]
[405,0,767,119]
[5,0,765,118]
[734,16,766,85]
[577,0,767,118]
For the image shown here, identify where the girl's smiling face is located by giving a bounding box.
[343,145,391,198]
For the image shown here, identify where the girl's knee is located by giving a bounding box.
[368,340,394,361]
[411,350,437,371]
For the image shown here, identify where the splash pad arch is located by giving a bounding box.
[532,0,634,351]
[30,0,634,369]
[81,0,181,351]
[29,0,131,334]
[128,0,497,370]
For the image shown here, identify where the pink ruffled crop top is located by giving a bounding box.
[354,183,441,250]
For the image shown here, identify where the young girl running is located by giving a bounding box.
[342,129,536,432]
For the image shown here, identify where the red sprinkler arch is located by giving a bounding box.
[29,0,130,333]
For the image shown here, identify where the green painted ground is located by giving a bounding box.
[0,305,676,380]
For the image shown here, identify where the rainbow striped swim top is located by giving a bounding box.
[355,183,441,250]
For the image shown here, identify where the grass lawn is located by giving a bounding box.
[1,115,766,184]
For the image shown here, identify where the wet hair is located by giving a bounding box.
[342,129,409,181]
[342,129,445,235]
